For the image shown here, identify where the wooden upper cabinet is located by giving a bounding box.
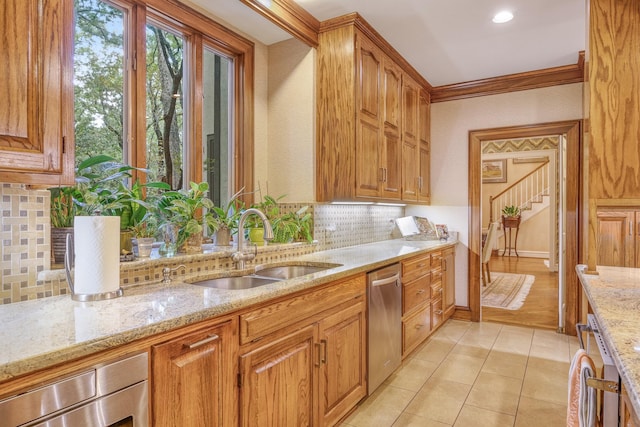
[355,35,384,198]
[401,76,420,201]
[596,208,639,268]
[417,90,431,203]
[317,13,431,203]
[0,0,74,185]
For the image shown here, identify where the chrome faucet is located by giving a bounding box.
[232,208,274,269]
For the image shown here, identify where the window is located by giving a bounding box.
[74,0,126,164]
[73,0,253,200]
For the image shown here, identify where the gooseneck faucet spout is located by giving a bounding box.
[232,208,274,269]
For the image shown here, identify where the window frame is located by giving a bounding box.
[76,0,255,203]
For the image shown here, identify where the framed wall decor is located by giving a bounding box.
[482,159,507,183]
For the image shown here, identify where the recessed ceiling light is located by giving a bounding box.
[492,11,514,24]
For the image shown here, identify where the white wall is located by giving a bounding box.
[266,39,315,201]
[406,83,583,307]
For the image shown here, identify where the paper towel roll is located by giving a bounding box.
[73,216,121,295]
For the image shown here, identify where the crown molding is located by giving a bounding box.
[431,51,585,103]
[239,0,320,47]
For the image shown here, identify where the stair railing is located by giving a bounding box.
[489,160,550,223]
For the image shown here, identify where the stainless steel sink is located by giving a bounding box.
[253,264,335,280]
[189,263,342,290]
[190,276,278,290]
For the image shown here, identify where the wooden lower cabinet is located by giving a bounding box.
[239,325,317,427]
[401,247,456,357]
[239,275,367,427]
[442,247,455,316]
[151,319,237,427]
[621,384,640,427]
[318,299,367,426]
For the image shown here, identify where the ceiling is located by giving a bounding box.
[184,0,586,87]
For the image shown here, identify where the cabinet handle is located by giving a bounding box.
[415,324,423,330]
[418,176,422,190]
[443,259,447,272]
[383,168,388,183]
[417,263,426,268]
[185,334,219,349]
[320,339,327,365]
[315,342,322,367]
[416,289,426,295]
[436,310,443,315]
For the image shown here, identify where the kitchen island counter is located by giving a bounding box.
[0,238,457,382]
[577,265,640,421]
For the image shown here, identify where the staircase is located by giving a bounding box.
[489,160,550,226]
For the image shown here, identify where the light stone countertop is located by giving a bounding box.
[577,265,640,419]
[0,238,456,383]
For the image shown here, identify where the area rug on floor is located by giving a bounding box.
[482,272,535,310]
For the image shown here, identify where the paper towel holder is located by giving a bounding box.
[65,233,124,302]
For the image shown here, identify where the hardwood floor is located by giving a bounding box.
[481,255,558,330]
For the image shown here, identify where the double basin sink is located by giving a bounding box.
[189,263,342,290]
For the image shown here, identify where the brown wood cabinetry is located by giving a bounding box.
[417,90,431,203]
[152,319,237,427]
[401,247,455,357]
[621,383,640,427]
[354,36,401,200]
[442,246,456,316]
[401,75,420,201]
[596,207,640,268]
[317,13,430,203]
[239,274,367,427]
[0,0,74,185]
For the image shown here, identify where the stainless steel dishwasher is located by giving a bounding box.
[367,263,402,394]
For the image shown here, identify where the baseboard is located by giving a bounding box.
[498,250,549,259]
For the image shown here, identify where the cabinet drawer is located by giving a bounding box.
[430,280,443,301]
[402,303,431,356]
[430,251,442,269]
[402,253,431,283]
[240,274,366,344]
[403,275,430,314]
[431,298,444,330]
[430,267,442,283]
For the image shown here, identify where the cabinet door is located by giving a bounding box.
[596,209,635,267]
[443,247,455,316]
[402,76,420,201]
[318,300,367,427]
[355,34,383,198]
[380,57,402,199]
[240,325,317,427]
[152,320,236,427]
[0,0,74,185]
[417,90,431,203]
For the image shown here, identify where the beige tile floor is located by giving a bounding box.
[341,320,603,427]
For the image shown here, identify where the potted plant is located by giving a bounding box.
[130,213,159,258]
[49,186,76,264]
[210,189,244,246]
[246,194,282,245]
[272,205,313,244]
[501,205,521,228]
[158,181,217,253]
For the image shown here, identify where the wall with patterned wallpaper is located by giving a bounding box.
[0,185,405,305]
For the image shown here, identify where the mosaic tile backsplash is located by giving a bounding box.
[0,185,405,305]
[1,184,50,304]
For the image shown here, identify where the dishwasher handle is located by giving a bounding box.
[370,273,401,287]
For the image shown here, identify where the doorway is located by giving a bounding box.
[467,120,582,334]
[482,144,559,330]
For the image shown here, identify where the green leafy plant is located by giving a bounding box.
[271,205,313,244]
[501,205,521,217]
[158,181,217,248]
[210,188,245,235]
